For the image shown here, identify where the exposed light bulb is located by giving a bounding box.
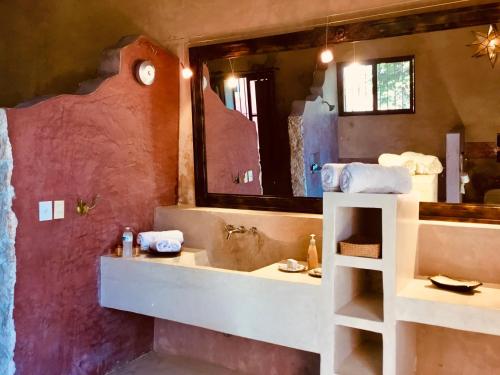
[227,75,238,88]
[181,67,193,79]
[320,49,334,64]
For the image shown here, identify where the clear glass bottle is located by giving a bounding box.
[122,227,133,257]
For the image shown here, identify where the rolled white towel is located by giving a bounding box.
[137,230,184,250]
[339,163,412,194]
[378,153,416,175]
[150,239,182,253]
[401,151,443,175]
[321,163,346,192]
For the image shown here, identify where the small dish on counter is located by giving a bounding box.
[278,263,306,273]
[308,268,322,278]
[429,275,482,293]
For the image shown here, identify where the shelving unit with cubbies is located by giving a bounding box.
[320,192,419,375]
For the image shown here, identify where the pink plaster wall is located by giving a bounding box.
[416,221,500,283]
[8,36,179,375]
[417,325,500,375]
[154,320,320,375]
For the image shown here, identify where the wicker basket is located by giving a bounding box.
[339,235,381,259]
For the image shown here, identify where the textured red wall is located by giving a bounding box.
[7,36,179,375]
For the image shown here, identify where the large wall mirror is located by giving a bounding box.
[190,3,500,223]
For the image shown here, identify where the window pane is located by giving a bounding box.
[230,77,250,119]
[343,63,373,112]
[250,80,258,115]
[377,61,411,110]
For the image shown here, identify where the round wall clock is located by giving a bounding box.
[135,60,156,85]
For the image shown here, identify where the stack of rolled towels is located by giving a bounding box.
[137,230,184,253]
[322,162,412,194]
[378,151,443,175]
[321,151,442,194]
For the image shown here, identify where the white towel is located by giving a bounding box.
[400,151,443,175]
[339,163,412,194]
[321,163,346,192]
[137,230,184,250]
[150,239,182,253]
[378,154,417,175]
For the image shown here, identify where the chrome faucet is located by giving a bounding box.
[224,224,257,240]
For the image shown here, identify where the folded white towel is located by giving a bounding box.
[321,163,346,192]
[400,151,443,175]
[378,154,416,175]
[150,239,182,253]
[137,230,184,250]
[339,163,412,194]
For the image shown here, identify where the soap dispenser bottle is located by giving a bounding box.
[307,234,319,270]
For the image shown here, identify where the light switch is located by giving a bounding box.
[54,200,64,219]
[39,201,52,221]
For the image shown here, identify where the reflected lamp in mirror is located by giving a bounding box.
[470,24,500,68]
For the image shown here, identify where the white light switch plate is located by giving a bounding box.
[53,200,64,219]
[39,201,53,221]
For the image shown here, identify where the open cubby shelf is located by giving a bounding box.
[336,293,384,323]
[334,207,383,261]
[334,266,384,329]
[335,326,383,375]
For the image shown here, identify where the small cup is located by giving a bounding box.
[115,245,123,257]
[287,258,298,271]
[133,246,141,257]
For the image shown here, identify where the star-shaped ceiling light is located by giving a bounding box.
[470,24,500,68]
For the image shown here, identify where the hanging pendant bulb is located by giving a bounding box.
[319,16,334,64]
[227,58,238,88]
[320,49,334,63]
[227,75,238,88]
[180,40,193,79]
[181,66,193,79]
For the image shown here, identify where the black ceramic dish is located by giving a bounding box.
[148,248,182,258]
[429,275,482,293]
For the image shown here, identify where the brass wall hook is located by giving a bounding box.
[76,195,100,216]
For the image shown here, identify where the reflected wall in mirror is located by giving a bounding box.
[205,48,339,197]
[202,23,499,204]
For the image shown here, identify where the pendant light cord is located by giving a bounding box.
[325,16,329,48]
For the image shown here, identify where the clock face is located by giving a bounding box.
[136,60,156,85]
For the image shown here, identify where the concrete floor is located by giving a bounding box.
[107,352,247,375]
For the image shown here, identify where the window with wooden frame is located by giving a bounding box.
[337,55,415,116]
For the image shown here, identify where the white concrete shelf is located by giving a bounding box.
[397,278,500,336]
[334,314,384,334]
[336,341,382,375]
[336,293,384,325]
[101,252,322,353]
[334,254,383,271]
[323,192,420,375]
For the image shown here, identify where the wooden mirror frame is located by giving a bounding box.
[189,3,500,224]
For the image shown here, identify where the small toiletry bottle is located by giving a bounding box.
[122,227,133,257]
[307,234,319,270]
